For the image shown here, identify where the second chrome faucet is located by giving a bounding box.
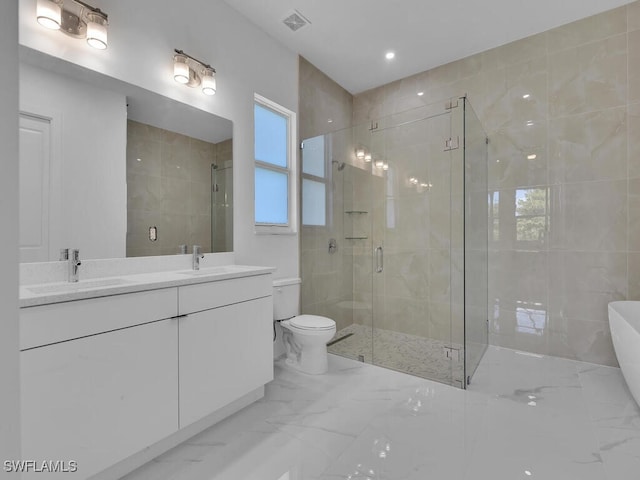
[68,249,81,282]
[192,245,204,270]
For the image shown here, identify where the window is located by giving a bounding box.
[301,135,327,226]
[254,94,297,233]
[515,187,549,243]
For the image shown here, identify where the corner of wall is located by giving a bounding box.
[0,0,21,463]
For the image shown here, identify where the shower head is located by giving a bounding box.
[332,160,346,171]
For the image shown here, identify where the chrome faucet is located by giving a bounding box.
[68,249,81,282]
[192,245,204,270]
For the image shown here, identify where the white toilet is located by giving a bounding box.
[273,278,336,375]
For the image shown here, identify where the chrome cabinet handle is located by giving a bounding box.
[375,246,383,273]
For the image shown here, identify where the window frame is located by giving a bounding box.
[253,93,298,235]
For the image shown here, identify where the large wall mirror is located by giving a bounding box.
[18,47,233,262]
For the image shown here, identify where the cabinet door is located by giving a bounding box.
[179,297,273,427]
[21,319,179,479]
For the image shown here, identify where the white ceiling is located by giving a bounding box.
[224,0,635,94]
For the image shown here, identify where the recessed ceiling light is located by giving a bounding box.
[327,118,333,123]
[522,94,531,99]
[526,120,534,126]
[527,154,537,160]
[385,51,395,60]
[417,91,424,96]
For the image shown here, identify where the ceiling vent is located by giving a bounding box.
[283,10,311,32]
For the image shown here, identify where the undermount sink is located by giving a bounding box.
[27,278,130,294]
[177,266,254,276]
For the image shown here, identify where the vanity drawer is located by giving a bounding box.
[20,287,178,350]
[178,274,272,315]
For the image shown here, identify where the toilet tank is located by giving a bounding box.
[273,277,301,320]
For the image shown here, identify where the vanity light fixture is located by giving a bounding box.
[356,148,365,160]
[173,49,217,96]
[374,159,384,169]
[364,153,372,163]
[36,0,108,50]
[382,162,389,171]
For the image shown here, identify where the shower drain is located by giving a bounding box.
[327,332,354,347]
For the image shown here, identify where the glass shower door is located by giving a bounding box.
[368,102,460,386]
[462,99,489,385]
[301,97,488,388]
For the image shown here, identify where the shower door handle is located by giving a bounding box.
[375,246,383,273]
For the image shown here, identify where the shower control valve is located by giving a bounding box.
[328,238,337,254]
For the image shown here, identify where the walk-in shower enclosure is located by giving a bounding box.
[301,97,488,388]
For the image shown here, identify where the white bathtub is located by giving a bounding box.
[608,301,640,406]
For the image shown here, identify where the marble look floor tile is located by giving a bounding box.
[124,348,640,480]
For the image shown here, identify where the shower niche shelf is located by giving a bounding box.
[344,210,369,241]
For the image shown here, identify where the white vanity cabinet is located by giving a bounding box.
[20,288,179,479]
[177,274,273,427]
[19,268,275,479]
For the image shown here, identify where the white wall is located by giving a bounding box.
[20,63,127,260]
[19,0,300,279]
[1,0,20,469]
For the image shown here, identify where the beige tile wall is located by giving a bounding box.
[299,57,355,332]
[299,2,640,366]
[351,2,640,366]
[126,120,232,257]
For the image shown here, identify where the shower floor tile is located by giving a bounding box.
[327,323,464,385]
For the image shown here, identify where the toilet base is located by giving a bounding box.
[298,344,330,375]
[282,330,330,375]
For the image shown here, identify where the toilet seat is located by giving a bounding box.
[288,314,335,332]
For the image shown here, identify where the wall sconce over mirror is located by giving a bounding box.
[173,49,217,96]
[36,0,108,50]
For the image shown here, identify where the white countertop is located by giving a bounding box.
[20,265,276,308]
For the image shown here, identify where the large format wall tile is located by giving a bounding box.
[547,6,627,53]
[126,120,223,257]
[630,103,640,177]
[550,180,627,252]
[549,107,627,183]
[629,29,640,104]
[630,1,640,31]
[299,59,355,328]
[628,178,640,250]
[548,34,627,117]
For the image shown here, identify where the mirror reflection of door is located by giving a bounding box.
[19,112,58,262]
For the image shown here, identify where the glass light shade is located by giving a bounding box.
[356,148,365,159]
[364,153,372,162]
[36,0,61,30]
[202,69,216,95]
[374,159,384,169]
[382,162,389,171]
[174,56,190,84]
[86,19,108,50]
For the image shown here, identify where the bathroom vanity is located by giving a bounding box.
[19,265,274,479]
